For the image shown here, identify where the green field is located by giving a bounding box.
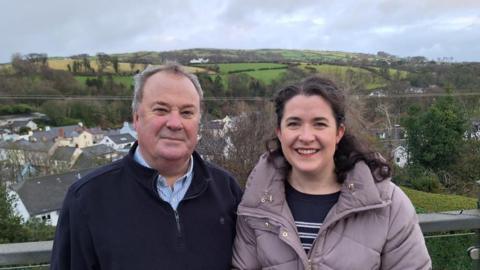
[370,66,409,79]
[245,69,287,84]
[204,63,287,74]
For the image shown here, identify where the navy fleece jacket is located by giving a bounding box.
[50,143,243,270]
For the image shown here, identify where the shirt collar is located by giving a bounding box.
[133,145,194,186]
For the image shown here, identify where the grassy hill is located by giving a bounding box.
[402,186,477,213]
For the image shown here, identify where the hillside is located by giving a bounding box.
[401,187,477,213]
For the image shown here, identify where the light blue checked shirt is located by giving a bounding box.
[134,147,193,210]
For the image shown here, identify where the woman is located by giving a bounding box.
[232,76,431,270]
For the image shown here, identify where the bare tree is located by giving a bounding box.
[199,101,275,187]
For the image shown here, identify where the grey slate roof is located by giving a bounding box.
[9,120,32,128]
[0,140,54,152]
[51,146,76,162]
[31,124,86,142]
[14,168,96,216]
[31,130,57,142]
[49,125,84,137]
[82,144,116,156]
[107,133,136,144]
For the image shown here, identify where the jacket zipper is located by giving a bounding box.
[166,179,209,240]
[174,210,182,236]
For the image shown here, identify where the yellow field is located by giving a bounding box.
[47,59,207,74]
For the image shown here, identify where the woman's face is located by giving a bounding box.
[276,94,345,177]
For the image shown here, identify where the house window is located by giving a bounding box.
[396,157,400,163]
[41,214,51,221]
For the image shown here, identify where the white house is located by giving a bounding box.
[392,145,408,168]
[9,120,38,133]
[99,133,136,152]
[189,58,209,64]
[119,122,137,139]
[10,168,95,225]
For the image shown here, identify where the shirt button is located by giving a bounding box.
[282,231,288,237]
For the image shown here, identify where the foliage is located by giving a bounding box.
[0,104,34,115]
[394,165,442,193]
[0,184,56,244]
[23,218,56,241]
[426,234,474,270]
[0,184,27,243]
[406,176,477,270]
[199,102,276,188]
[402,94,467,172]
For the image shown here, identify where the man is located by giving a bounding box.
[51,63,243,270]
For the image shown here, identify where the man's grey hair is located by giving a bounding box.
[132,62,204,112]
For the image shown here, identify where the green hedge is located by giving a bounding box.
[402,186,478,269]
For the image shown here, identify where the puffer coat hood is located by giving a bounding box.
[232,153,431,270]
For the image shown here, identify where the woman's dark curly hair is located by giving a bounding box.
[267,75,391,183]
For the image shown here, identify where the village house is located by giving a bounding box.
[10,168,95,225]
[0,112,46,127]
[50,146,83,171]
[31,123,93,148]
[8,120,38,133]
[99,133,136,152]
[189,57,209,64]
[73,144,121,169]
[118,121,137,139]
[392,145,409,168]
[87,127,109,144]
[0,140,58,168]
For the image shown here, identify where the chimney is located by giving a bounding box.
[58,128,65,138]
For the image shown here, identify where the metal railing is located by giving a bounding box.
[2,211,480,268]
[0,241,51,268]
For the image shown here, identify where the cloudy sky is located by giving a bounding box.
[1,0,479,63]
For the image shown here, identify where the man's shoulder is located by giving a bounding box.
[69,158,124,195]
[203,160,234,179]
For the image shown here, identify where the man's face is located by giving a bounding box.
[133,71,201,169]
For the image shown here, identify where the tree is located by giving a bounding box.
[200,101,276,187]
[212,75,224,97]
[111,56,119,74]
[11,53,35,76]
[402,94,467,172]
[228,73,251,97]
[96,52,111,74]
[0,183,27,243]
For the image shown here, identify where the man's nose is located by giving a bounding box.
[166,112,183,130]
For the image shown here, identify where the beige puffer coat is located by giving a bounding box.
[232,153,431,270]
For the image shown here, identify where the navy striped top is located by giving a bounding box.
[285,182,340,254]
